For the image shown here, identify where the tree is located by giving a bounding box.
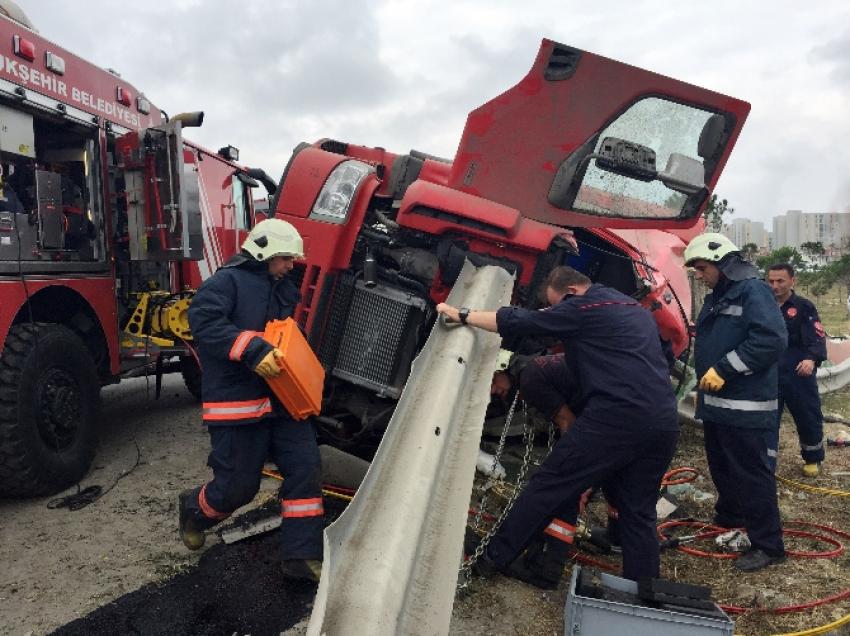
[756,246,805,273]
[741,242,759,262]
[703,194,734,232]
[799,241,826,271]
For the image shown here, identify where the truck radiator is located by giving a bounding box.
[318,275,427,398]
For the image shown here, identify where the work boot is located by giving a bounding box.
[802,462,820,478]
[734,548,786,572]
[504,538,571,590]
[281,559,323,583]
[178,489,206,551]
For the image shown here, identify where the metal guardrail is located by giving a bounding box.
[307,262,514,636]
[817,358,850,394]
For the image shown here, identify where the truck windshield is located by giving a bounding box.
[575,97,716,219]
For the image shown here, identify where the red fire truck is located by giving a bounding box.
[269,39,749,452]
[0,8,272,495]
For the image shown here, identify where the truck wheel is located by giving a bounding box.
[0,323,100,497]
[180,355,202,401]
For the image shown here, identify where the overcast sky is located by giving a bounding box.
[20,0,850,227]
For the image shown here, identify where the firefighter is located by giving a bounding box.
[686,233,787,572]
[439,265,679,583]
[513,353,622,589]
[766,263,827,477]
[179,218,324,583]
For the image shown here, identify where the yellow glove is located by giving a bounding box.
[698,367,725,392]
[255,349,283,379]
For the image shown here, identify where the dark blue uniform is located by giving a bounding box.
[694,276,786,556]
[183,256,323,560]
[776,292,827,465]
[485,284,679,581]
[519,353,623,564]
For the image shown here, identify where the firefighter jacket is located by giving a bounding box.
[495,284,678,431]
[694,277,787,429]
[188,255,301,425]
[778,291,827,371]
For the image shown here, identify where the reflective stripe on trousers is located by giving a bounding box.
[198,483,230,520]
[202,397,272,421]
[282,497,324,518]
[544,518,576,544]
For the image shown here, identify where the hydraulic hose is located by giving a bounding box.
[661,466,698,486]
[261,469,354,502]
[771,612,850,635]
[775,474,850,497]
[657,520,845,560]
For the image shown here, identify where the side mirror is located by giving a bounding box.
[236,172,260,188]
[658,153,706,195]
[246,168,278,196]
[595,137,657,182]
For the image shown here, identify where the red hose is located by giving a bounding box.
[659,519,850,615]
[657,520,844,559]
[570,552,618,572]
[661,467,698,486]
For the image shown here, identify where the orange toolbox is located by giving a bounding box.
[262,318,325,420]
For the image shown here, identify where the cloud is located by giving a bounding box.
[20,0,850,225]
[810,30,850,87]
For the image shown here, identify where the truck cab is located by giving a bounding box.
[270,39,749,450]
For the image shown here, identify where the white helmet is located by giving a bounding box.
[242,219,304,261]
[684,232,739,266]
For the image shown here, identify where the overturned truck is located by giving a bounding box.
[270,39,749,450]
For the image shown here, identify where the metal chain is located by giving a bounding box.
[458,399,538,592]
[546,419,556,454]
[469,392,519,537]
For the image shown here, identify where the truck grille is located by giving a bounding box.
[320,277,427,398]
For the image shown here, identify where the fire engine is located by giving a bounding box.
[270,39,749,453]
[0,5,273,495]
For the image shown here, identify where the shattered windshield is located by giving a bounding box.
[575,97,715,219]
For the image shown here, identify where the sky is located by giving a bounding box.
[18,0,850,227]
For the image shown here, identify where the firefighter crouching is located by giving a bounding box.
[179,219,324,584]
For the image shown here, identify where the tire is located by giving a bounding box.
[0,323,101,497]
[180,355,202,402]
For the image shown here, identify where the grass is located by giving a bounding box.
[797,283,849,338]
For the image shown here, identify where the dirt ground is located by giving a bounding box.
[1,374,850,635]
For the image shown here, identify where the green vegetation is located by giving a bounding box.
[754,247,850,336]
[756,246,805,272]
[796,282,849,337]
[703,194,733,231]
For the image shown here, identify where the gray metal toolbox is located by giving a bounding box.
[565,566,734,635]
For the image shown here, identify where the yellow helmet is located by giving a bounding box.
[684,232,739,266]
[242,219,304,261]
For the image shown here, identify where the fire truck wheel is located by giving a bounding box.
[180,355,202,402]
[0,323,101,497]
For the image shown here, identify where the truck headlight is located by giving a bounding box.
[309,160,373,224]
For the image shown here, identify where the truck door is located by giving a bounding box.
[449,39,750,231]
[230,171,256,252]
[115,121,203,261]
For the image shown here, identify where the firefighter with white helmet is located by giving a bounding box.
[686,232,788,572]
[179,218,324,583]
